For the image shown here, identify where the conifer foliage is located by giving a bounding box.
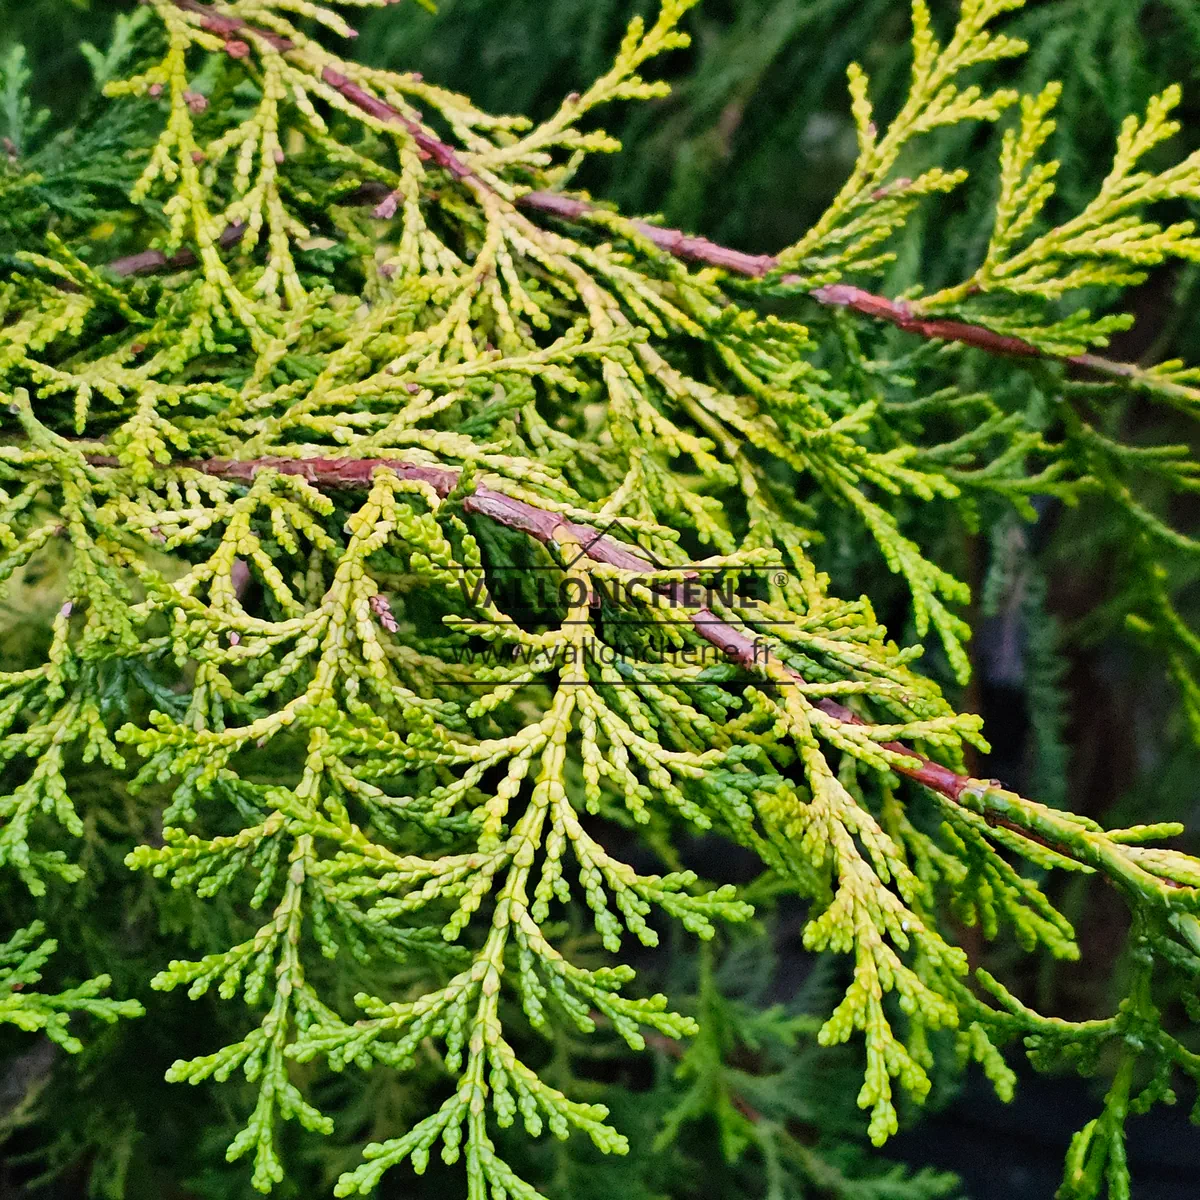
[3,2,1200,1197]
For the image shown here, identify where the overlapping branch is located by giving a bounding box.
[117,1,1174,397]
[82,451,994,810]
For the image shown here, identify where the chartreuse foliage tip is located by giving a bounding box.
[3,1,1200,1198]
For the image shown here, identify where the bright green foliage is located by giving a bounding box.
[3,2,1200,1199]
[773,0,1026,289]
[914,81,1200,355]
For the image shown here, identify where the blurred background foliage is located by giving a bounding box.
[2,1,1200,1196]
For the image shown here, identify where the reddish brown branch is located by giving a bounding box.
[521,199,1143,384]
[175,0,293,52]
[84,452,987,809]
[520,191,779,277]
[320,68,477,181]
[692,613,976,800]
[808,283,1045,359]
[110,222,247,277]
